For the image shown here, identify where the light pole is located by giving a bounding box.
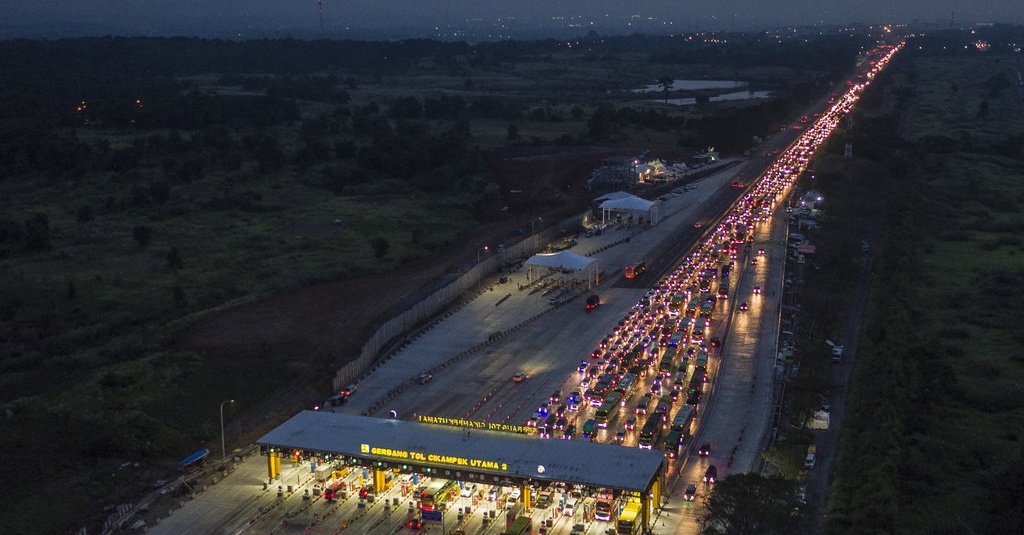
[531,217,543,235]
[476,246,489,292]
[220,399,235,460]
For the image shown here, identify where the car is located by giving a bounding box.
[750,259,758,266]
[577,362,587,373]
[550,390,562,403]
[709,337,720,348]
[512,372,526,382]
[757,248,766,256]
[615,427,627,443]
[752,286,761,295]
[562,425,576,440]
[537,402,551,417]
[486,488,499,501]
[407,517,425,530]
[731,181,746,188]
[739,302,749,311]
[684,484,697,501]
[538,426,551,439]
[698,443,711,456]
[585,294,601,311]
[703,465,718,484]
[359,485,374,498]
[555,417,568,430]
[416,372,433,384]
[555,404,567,418]
[693,221,704,228]
[625,415,637,430]
[460,484,477,498]
[526,415,541,427]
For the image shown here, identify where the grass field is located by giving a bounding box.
[0,35,849,534]
[825,43,1024,534]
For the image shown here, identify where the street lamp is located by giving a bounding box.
[531,217,543,235]
[220,399,235,460]
[476,246,489,292]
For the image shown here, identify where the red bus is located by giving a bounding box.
[624,261,646,279]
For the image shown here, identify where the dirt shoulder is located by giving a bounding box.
[172,146,641,446]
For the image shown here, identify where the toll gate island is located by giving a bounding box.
[258,411,665,531]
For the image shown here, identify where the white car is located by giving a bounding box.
[460,484,477,498]
[486,488,498,501]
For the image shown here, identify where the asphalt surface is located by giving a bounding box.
[146,162,751,535]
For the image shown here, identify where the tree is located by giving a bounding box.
[172,284,188,308]
[76,205,94,222]
[0,218,24,244]
[371,237,390,259]
[23,212,51,251]
[587,103,616,142]
[507,123,520,141]
[658,76,674,103]
[166,247,183,270]
[133,225,152,247]
[702,473,803,535]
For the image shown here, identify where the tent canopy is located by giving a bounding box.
[598,194,657,212]
[525,250,596,271]
[594,191,635,203]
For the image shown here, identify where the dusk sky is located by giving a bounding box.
[5,0,1022,40]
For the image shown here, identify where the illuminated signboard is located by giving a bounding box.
[416,415,537,435]
[360,444,508,471]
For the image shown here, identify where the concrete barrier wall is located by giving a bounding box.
[332,221,581,393]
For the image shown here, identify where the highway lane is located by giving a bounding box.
[147,153,785,535]
[655,178,794,535]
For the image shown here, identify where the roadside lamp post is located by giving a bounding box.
[476,246,489,292]
[220,399,235,460]
[531,217,543,235]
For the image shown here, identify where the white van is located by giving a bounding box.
[562,498,578,516]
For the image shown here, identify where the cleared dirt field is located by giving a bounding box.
[172,146,641,445]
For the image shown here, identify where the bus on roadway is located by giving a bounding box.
[671,405,695,435]
[595,392,622,428]
[617,499,642,535]
[615,373,638,402]
[638,413,663,449]
[624,261,646,279]
[503,516,533,535]
[663,428,684,459]
[419,479,458,511]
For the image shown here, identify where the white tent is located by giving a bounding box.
[594,191,635,203]
[598,193,662,226]
[524,250,600,290]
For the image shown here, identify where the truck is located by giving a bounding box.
[804,445,817,469]
[827,340,844,363]
[594,490,616,521]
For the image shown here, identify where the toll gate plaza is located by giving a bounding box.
[258,411,665,532]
